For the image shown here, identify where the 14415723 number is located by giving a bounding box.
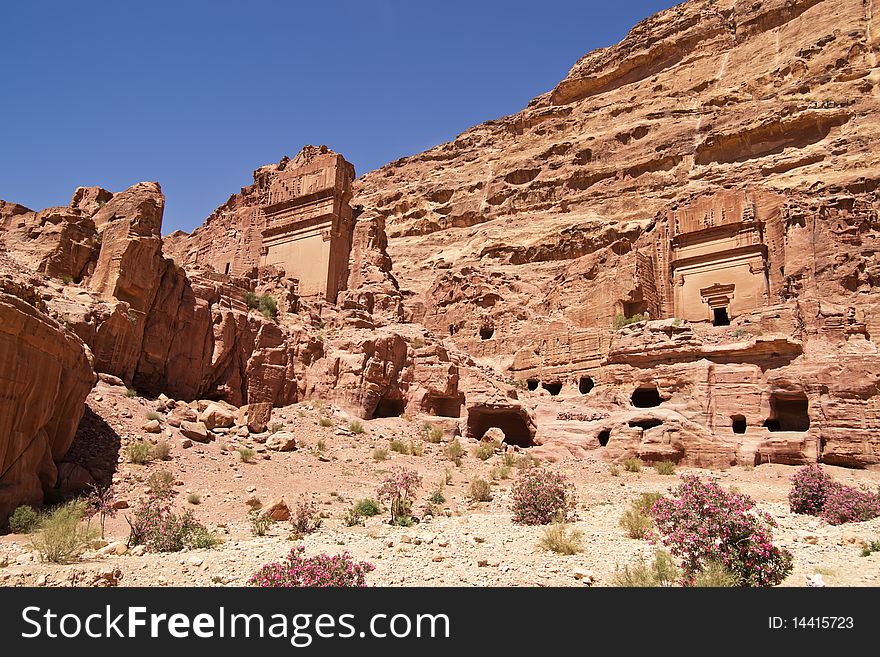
[769,617,854,629]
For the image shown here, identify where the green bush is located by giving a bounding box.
[146,469,175,498]
[429,489,446,505]
[623,458,642,473]
[187,526,220,549]
[609,464,620,476]
[354,498,381,517]
[539,522,584,555]
[348,420,365,435]
[125,387,138,398]
[445,439,465,464]
[473,442,496,461]
[633,492,664,516]
[31,501,97,563]
[244,291,259,309]
[613,312,650,330]
[619,508,653,539]
[238,447,256,463]
[373,447,388,461]
[612,549,680,587]
[426,426,444,443]
[469,479,492,502]
[127,440,152,464]
[249,508,275,536]
[390,438,411,455]
[693,560,739,587]
[152,440,171,461]
[259,294,277,320]
[186,493,201,505]
[145,410,162,421]
[8,505,40,534]
[319,417,334,427]
[654,460,676,475]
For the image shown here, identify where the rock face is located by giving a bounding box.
[352,0,880,467]
[0,267,95,523]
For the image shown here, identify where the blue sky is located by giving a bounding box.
[0,1,680,234]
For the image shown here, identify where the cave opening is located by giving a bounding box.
[420,394,463,418]
[479,326,494,340]
[713,307,730,326]
[526,379,539,391]
[373,397,406,418]
[579,376,594,394]
[731,415,747,434]
[542,381,562,396]
[597,429,610,447]
[764,392,810,431]
[631,386,663,408]
[628,419,663,430]
[466,406,533,448]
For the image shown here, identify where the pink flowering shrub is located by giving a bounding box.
[820,484,880,525]
[788,465,834,516]
[788,464,880,525]
[510,468,578,525]
[377,467,422,525]
[249,546,374,587]
[125,494,212,552]
[651,475,792,587]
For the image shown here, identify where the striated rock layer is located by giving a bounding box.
[352,0,880,467]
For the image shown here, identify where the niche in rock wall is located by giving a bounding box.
[466,406,533,448]
[420,393,464,418]
[597,429,610,447]
[542,381,562,396]
[763,392,809,431]
[479,326,494,340]
[372,397,406,418]
[631,386,663,408]
[579,376,594,394]
[628,418,663,430]
[526,379,539,391]
[731,415,747,434]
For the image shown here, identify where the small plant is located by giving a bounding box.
[291,496,323,537]
[145,410,162,421]
[539,522,584,555]
[429,489,446,505]
[244,291,260,309]
[238,447,256,463]
[654,460,676,475]
[510,468,578,526]
[344,499,376,519]
[8,505,40,534]
[83,483,117,538]
[249,508,276,536]
[125,387,138,398]
[377,467,422,526]
[344,507,365,527]
[187,493,201,505]
[249,545,374,587]
[187,525,220,549]
[373,447,388,461]
[733,328,746,338]
[516,453,538,469]
[613,312,650,330]
[390,438,411,455]
[652,475,793,587]
[612,549,680,587]
[444,467,453,486]
[31,501,97,564]
[61,274,74,285]
[633,492,664,515]
[491,465,511,480]
[474,442,496,461]
[623,458,642,473]
[258,294,278,320]
[146,469,176,499]
[609,464,620,477]
[469,479,492,502]
[127,440,152,464]
[316,439,327,452]
[693,560,740,587]
[410,440,424,456]
[502,451,517,468]
[152,440,172,461]
[445,439,464,464]
[860,539,880,557]
[348,420,365,435]
[619,508,653,539]
[319,417,333,427]
[426,426,444,443]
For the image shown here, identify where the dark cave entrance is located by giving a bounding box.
[373,397,406,418]
[466,406,533,448]
[526,379,539,391]
[731,415,747,434]
[597,429,610,447]
[420,394,463,418]
[631,386,663,408]
[712,307,730,326]
[479,326,494,340]
[764,392,810,432]
[579,376,594,394]
[628,419,663,430]
[542,381,562,396]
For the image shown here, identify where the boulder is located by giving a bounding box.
[179,421,211,443]
[199,402,236,430]
[262,498,290,521]
[266,432,297,452]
